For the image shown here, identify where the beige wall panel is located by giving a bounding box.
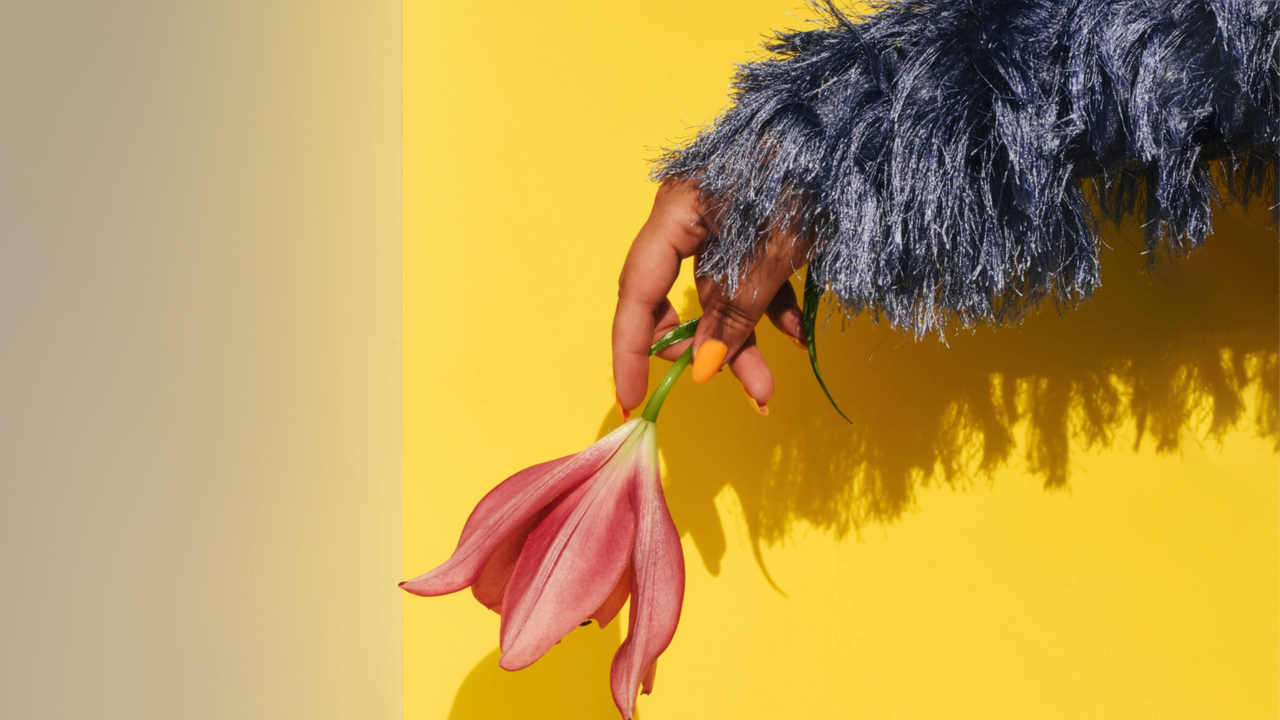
[0,3,402,718]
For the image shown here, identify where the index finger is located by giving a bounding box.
[612,181,708,412]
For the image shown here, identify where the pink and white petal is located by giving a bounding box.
[610,428,684,719]
[498,447,640,670]
[641,660,657,696]
[470,508,547,612]
[400,455,572,597]
[589,561,631,629]
[400,421,637,597]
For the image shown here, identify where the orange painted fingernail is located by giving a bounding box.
[616,399,631,422]
[742,386,768,415]
[691,340,727,383]
[790,335,807,350]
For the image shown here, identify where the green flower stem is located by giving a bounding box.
[641,344,694,423]
[649,317,699,356]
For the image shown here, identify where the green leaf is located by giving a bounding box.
[803,258,851,423]
[649,317,700,356]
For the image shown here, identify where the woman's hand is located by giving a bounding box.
[612,180,811,418]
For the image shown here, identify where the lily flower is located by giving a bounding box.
[401,346,694,719]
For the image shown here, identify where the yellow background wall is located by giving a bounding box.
[405,2,1277,718]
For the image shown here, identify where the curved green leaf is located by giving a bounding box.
[803,259,851,423]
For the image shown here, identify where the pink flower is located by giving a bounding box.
[401,418,685,719]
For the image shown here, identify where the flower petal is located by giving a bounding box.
[470,509,546,612]
[610,427,684,720]
[399,421,638,597]
[641,660,657,696]
[498,433,646,670]
[589,560,631,628]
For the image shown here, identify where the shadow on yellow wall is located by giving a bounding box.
[444,201,1276,717]
[447,621,626,720]
[618,200,1277,586]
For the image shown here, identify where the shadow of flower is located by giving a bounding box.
[446,621,627,720]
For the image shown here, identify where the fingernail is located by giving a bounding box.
[691,340,727,383]
[743,386,769,417]
[790,335,807,350]
[616,399,631,422]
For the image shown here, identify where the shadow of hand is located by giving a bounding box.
[444,202,1276,716]
[600,201,1277,585]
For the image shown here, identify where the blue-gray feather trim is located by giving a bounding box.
[654,0,1278,337]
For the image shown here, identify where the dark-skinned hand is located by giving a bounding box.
[612,180,812,418]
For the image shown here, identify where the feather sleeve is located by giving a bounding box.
[653,0,1279,337]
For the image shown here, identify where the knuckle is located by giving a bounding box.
[706,298,757,337]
